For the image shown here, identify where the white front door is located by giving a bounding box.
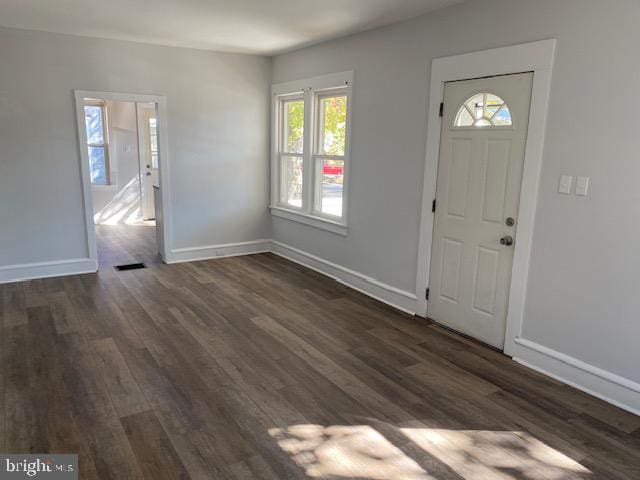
[138,104,158,220]
[428,72,533,349]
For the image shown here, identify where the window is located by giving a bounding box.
[271,72,353,234]
[84,101,110,185]
[315,93,347,217]
[279,96,304,208]
[454,92,512,127]
[149,117,159,168]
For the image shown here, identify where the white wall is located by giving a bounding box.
[271,0,640,404]
[0,26,271,268]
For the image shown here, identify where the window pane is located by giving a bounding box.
[318,158,344,217]
[149,117,159,168]
[318,95,347,156]
[282,155,303,208]
[455,107,474,127]
[149,118,158,151]
[283,100,304,154]
[88,146,107,185]
[454,92,512,127]
[492,106,513,125]
[84,105,104,144]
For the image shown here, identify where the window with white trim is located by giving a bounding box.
[83,100,110,185]
[271,72,353,234]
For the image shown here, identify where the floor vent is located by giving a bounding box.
[114,263,146,271]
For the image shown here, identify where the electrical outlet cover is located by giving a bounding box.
[576,176,590,196]
[558,175,573,194]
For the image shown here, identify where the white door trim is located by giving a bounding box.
[73,90,173,263]
[415,39,557,356]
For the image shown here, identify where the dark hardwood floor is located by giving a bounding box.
[95,222,161,269]
[1,224,639,479]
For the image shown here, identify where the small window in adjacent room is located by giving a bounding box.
[271,72,353,234]
[149,117,159,168]
[84,101,110,185]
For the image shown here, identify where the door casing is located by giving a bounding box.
[415,39,557,357]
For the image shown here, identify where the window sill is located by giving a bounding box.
[91,184,116,190]
[270,206,348,236]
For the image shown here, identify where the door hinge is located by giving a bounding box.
[425,288,430,300]
[432,198,436,213]
[439,102,444,117]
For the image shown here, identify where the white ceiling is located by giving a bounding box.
[0,0,463,55]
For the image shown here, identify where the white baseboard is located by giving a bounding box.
[513,338,640,416]
[270,240,417,314]
[166,239,271,264]
[0,258,97,284]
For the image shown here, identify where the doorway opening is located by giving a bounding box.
[74,91,170,270]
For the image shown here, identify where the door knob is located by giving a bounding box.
[500,236,514,246]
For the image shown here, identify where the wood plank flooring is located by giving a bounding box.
[1,224,639,479]
[95,222,161,269]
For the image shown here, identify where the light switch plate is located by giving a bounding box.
[576,176,590,196]
[558,175,573,194]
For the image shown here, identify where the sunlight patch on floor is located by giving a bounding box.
[271,424,428,479]
[94,176,145,225]
[270,424,591,480]
[402,428,589,480]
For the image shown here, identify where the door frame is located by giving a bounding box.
[73,90,173,264]
[415,39,556,356]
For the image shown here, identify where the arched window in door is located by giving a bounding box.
[454,92,512,127]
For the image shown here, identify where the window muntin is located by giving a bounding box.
[84,103,110,185]
[454,92,512,127]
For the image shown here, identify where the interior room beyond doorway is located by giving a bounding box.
[81,98,161,268]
